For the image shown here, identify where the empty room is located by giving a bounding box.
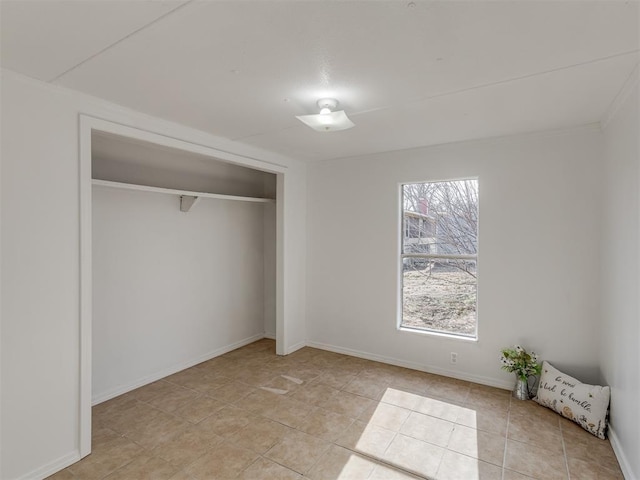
[1,1,639,480]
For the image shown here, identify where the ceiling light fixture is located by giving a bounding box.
[296,98,355,132]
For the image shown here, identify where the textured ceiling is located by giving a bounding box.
[2,0,639,162]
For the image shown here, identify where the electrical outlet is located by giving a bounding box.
[450,352,458,364]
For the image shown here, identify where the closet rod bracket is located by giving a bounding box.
[180,195,199,212]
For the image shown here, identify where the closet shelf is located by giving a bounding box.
[92,179,275,204]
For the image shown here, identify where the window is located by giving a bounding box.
[400,179,478,338]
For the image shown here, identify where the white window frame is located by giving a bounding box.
[399,179,478,339]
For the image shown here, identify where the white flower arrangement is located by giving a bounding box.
[500,345,541,381]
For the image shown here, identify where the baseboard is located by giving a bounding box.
[608,425,637,480]
[92,332,265,405]
[16,450,80,480]
[264,332,276,340]
[285,340,307,355]
[306,341,513,391]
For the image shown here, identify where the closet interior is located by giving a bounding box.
[90,131,277,404]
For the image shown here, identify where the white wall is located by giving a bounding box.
[92,186,267,402]
[2,72,83,480]
[0,70,307,480]
[600,74,639,480]
[263,175,278,338]
[264,201,277,338]
[280,171,307,352]
[307,126,603,388]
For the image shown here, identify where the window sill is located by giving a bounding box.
[398,326,478,342]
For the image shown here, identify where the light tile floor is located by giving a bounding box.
[48,340,624,480]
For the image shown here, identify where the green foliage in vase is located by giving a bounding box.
[500,345,541,381]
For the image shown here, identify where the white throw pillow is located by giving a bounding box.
[534,361,610,439]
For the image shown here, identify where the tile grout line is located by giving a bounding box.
[432,384,472,479]
[106,388,257,478]
[501,395,512,480]
[372,451,433,480]
[299,441,334,478]
[80,343,623,480]
[559,419,571,480]
[261,448,310,477]
[343,437,433,480]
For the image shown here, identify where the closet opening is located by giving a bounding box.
[78,116,287,457]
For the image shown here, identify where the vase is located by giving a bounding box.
[512,376,529,400]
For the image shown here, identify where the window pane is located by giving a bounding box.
[402,180,478,255]
[402,258,477,337]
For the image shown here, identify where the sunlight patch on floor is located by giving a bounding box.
[346,387,482,479]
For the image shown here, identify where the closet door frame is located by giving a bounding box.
[78,115,288,457]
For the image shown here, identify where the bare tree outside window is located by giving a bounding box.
[401,179,478,337]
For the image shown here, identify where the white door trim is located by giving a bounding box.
[78,114,287,457]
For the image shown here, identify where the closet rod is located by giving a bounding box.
[92,179,274,204]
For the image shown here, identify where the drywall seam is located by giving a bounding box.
[0,69,296,168]
[306,341,513,390]
[49,2,195,83]
[92,333,265,405]
[601,61,640,130]
[319,123,601,164]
